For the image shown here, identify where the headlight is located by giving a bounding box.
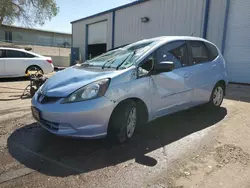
[61,78,110,103]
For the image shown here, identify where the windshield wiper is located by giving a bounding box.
[101,59,115,69]
[116,51,135,70]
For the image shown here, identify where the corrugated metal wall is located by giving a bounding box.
[206,0,227,50]
[114,0,206,47]
[72,0,230,61]
[223,0,250,83]
[72,12,113,61]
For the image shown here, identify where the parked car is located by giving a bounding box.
[32,36,228,143]
[0,47,54,78]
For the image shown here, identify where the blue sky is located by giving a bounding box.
[36,0,134,33]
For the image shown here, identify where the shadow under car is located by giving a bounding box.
[7,105,227,177]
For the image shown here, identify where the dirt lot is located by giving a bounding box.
[0,76,250,188]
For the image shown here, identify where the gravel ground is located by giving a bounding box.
[0,76,250,188]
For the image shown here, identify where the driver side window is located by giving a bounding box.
[138,54,155,77]
[155,41,189,68]
[141,55,154,71]
[138,41,189,77]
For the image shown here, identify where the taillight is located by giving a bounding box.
[47,59,52,64]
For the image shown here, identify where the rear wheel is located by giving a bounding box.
[26,66,43,76]
[209,84,224,107]
[109,100,137,143]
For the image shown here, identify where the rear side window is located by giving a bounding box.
[155,41,189,69]
[205,42,219,61]
[6,50,27,58]
[25,53,36,58]
[189,41,210,64]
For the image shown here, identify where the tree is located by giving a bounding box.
[0,0,59,26]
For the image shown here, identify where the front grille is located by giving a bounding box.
[38,93,60,104]
[40,119,59,131]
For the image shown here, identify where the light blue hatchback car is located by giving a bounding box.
[32,36,228,143]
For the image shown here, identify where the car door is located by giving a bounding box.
[0,49,6,76]
[187,40,218,104]
[150,41,195,118]
[5,49,27,76]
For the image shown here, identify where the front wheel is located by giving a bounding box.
[109,100,137,143]
[209,84,224,107]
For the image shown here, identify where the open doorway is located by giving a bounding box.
[87,43,106,59]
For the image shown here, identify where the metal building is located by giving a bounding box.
[0,24,71,47]
[71,0,250,84]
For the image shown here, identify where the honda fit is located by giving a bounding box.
[31,36,228,143]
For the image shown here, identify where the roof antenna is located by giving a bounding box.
[190,32,194,36]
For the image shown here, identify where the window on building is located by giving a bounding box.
[6,50,27,58]
[155,41,189,68]
[37,35,52,46]
[5,31,12,42]
[189,41,210,64]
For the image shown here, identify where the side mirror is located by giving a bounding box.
[153,61,174,74]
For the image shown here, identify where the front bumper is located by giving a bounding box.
[31,92,115,138]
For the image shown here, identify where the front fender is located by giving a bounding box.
[105,76,153,121]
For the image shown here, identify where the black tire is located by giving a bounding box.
[26,66,43,75]
[109,100,137,143]
[208,83,224,108]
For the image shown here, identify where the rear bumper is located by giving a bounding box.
[31,93,115,138]
[43,64,54,74]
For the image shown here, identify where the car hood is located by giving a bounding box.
[42,67,120,97]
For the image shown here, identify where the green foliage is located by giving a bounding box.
[0,0,59,26]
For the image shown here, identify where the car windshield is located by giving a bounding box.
[80,40,157,70]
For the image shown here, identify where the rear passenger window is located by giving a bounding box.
[25,53,36,58]
[205,43,219,61]
[190,41,210,64]
[6,50,27,58]
[0,50,5,58]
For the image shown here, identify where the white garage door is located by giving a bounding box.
[88,21,107,45]
[224,0,250,83]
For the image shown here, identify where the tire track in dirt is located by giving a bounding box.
[0,108,30,116]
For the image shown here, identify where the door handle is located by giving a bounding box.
[212,64,216,68]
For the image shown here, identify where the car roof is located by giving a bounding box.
[110,36,217,57]
[0,47,44,57]
[144,36,212,44]
[127,36,217,51]
[0,47,27,51]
